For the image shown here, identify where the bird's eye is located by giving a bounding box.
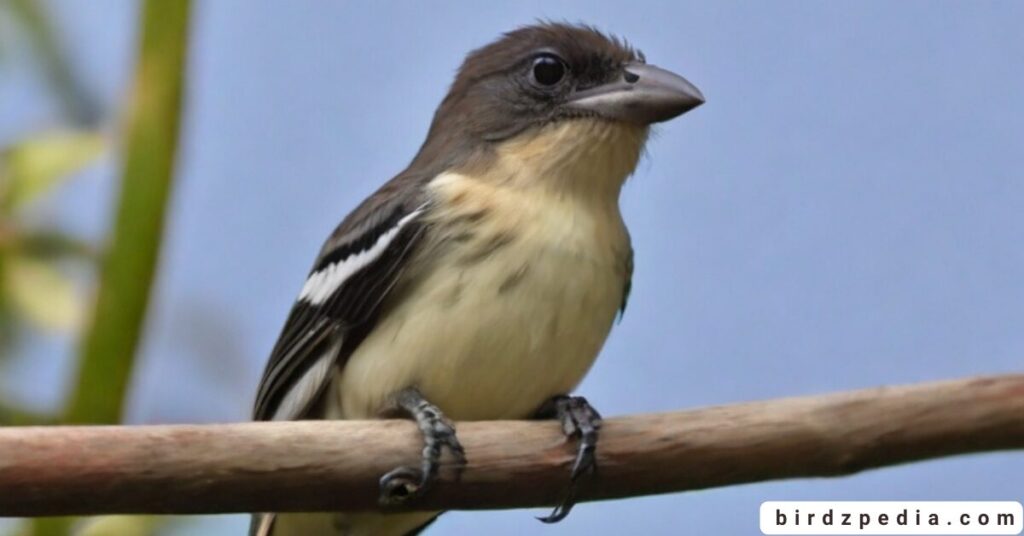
[531,54,566,86]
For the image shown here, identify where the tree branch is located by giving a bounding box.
[0,375,1021,516]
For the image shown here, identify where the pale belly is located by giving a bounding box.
[333,234,624,421]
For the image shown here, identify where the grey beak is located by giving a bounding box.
[566,63,704,124]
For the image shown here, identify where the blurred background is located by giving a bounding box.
[0,1,1021,535]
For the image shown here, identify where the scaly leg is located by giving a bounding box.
[378,388,467,505]
[534,395,603,523]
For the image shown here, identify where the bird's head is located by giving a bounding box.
[412,23,704,195]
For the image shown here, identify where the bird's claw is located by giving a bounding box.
[379,466,421,504]
[535,395,602,523]
[378,389,466,506]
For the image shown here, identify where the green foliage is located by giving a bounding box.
[64,0,191,425]
[75,516,169,536]
[2,0,100,125]
[21,518,75,536]
[0,131,104,342]
[1,131,105,211]
[0,131,102,355]
[1,0,192,534]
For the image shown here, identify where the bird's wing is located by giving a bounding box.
[252,188,431,421]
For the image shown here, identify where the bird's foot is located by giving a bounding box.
[378,388,466,506]
[534,395,602,523]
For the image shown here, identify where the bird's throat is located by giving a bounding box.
[487,119,648,202]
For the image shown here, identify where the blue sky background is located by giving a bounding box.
[1,1,1021,534]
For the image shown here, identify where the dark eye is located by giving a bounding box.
[531,54,566,86]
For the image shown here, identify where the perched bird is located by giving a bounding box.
[251,22,703,536]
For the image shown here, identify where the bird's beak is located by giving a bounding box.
[565,62,704,124]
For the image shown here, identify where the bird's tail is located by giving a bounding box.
[250,512,439,536]
[249,513,275,536]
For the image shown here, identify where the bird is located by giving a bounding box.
[250,22,703,536]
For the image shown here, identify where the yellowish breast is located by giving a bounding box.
[334,120,642,421]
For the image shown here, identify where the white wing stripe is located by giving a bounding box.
[270,340,338,421]
[298,207,424,305]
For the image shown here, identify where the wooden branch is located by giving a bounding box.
[0,375,1021,516]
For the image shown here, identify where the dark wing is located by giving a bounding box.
[253,187,430,421]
